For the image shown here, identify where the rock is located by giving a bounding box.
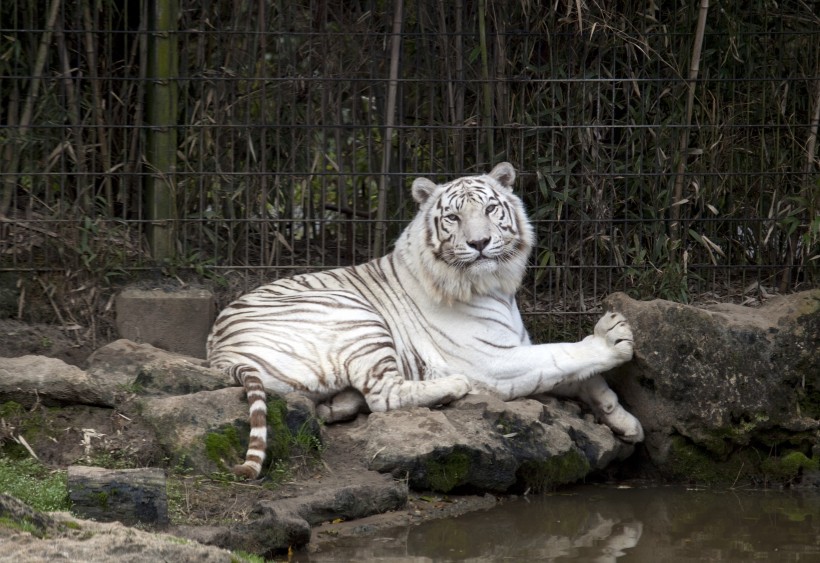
[67,466,169,526]
[604,289,820,486]
[0,338,229,408]
[137,388,321,476]
[115,288,215,359]
[0,492,55,538]
[346,392,633,493]
[0,355,121,408]
[86,339,231,396]
[183,480,408,554]
[0,493,241,562]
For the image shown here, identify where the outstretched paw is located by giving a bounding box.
[594,312,634,363]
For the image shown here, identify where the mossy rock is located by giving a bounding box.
[665,435,819,487]
[424,450,473,493]
[203,425,245,472]
[516,448,590,492]
[761,451,819,483]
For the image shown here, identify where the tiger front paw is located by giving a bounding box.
[593,312,634,363]
[447,374,473,401]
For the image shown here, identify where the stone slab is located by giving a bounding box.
[115,288,214,359]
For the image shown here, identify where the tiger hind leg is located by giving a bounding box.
[228,365,269,479]
[316,389,368,422]
[362,374,473,413]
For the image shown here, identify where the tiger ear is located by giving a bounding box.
[489,162,516,190]
[412,177,438,204]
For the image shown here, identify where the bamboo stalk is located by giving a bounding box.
[455,0,465,169]
[0,0,62,217]
[804,76,820,176]
[82,0,113,215]
[374,0,403,257]
[55,13,87,212]
[478,0,494,164]
[670,0,710,247]
[145,0,180,262]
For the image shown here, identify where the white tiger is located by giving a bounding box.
[207,162,644,479]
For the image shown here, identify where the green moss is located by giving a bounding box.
[425,450,472,493]
[517,449,590,492]
[761,451,819,483]
[667,435,735,485]
[265,396,292,461]
[93,491,109,510]
[666,434,820,487]
[204,425,243,471]
[0,400,25,418]
[700,413,772,458]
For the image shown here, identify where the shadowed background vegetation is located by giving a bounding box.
[1,0,818,345]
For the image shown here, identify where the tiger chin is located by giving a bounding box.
[208,162,644,480]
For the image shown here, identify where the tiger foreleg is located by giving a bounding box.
[553,374,644,443]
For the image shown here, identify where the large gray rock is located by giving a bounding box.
[67,466,169,526]
[345,392,633,493]
[603,289,820,485]
[0,339,230,408]
[182,480,408,554]
[0,355,122,407]
[137,387,320,476]
[86,339,231,397]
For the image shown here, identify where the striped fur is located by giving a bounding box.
[207,163,644,479]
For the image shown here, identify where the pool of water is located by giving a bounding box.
[296,485,820,561]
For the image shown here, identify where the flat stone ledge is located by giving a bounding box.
[116,288,215,359]
[68,466,169,527]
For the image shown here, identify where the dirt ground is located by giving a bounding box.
[0,319,96,367]
[0,320,501,555]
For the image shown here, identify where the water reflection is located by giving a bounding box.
[298,486,820,562]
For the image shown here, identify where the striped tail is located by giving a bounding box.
[230,365,269,479]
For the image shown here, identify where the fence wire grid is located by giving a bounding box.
[1,0,819,342]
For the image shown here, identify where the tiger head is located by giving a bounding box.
[397,162,534,303]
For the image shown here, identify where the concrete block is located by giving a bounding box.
[116,288,214,358]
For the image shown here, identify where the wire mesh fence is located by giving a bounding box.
[1,0,818,343]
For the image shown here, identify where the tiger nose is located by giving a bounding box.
[467,238,490,251]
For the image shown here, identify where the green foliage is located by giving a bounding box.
[0,456,70,512]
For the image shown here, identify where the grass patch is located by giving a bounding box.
[0,455,70,512]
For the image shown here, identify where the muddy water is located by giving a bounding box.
[298,485,820,562]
